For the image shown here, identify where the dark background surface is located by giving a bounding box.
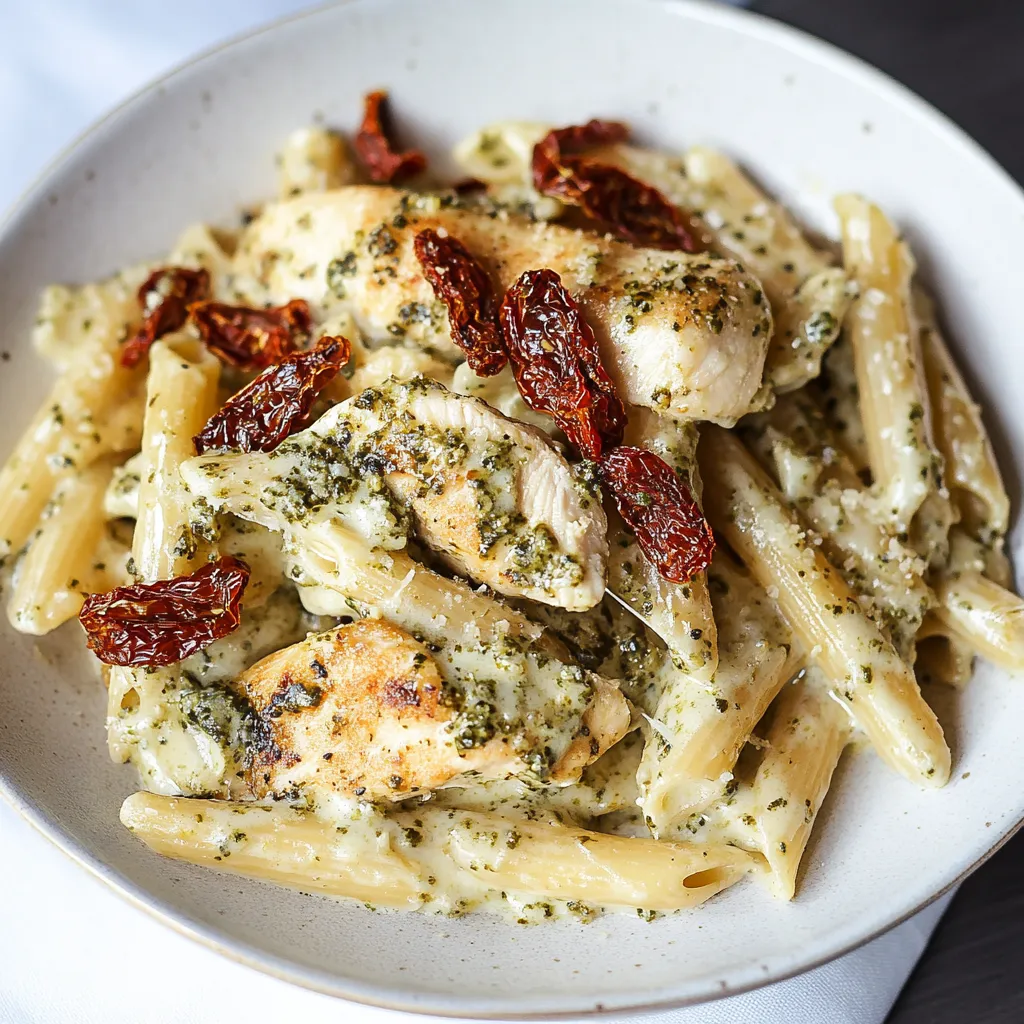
[751,3,1024,1020]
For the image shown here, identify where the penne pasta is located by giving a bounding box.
[834,194,954,563]
[918,288,1009,546]
[276,126,356,199]
[743,393,933,661]
[682,147,850,393]
[608,407,717,679]
[916,613,976,688]
[638,550,800,833]
[121,793,756,914]
[7,458,118,634]
[0,347,144,559]
[131,335,221,580]
[438,808,758,911]
[121,793,424,908]
[699,425,950,787]
[349,345,456,393]
[731,669,851,900]
[31,265,150,371]
[932,570,1024,673]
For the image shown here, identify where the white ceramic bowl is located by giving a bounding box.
[2,0,1023,1016]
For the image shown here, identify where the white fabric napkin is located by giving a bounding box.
[0,2,951,1022]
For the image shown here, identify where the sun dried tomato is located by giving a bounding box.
[499,269,625,458]
[537,119,630,158]
[193,335,350,454]
[354,90,427,184]
[121,267,210,367]
[414,229,506,377]
[79,556,250,667]
[532,121,700,252]
[600,445,715,583]
[190,298,312,370]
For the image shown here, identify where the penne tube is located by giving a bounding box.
[276,126,356,199]
[734,670,851,899]
[121,793,755,914]
[0,349,144,559]
[915,613,976,688]
[743,394,932,661]
[437,808,758,911]
[699,426,950,787]
[834,194,953,561]
[608,408,717,679]
[121,793,423,908]
[933,571,1024,672]
[809,336,872,477]
[132,335,221,580]
[8,458,117,635]
[638,550,801,832]
[107,665,244,797]
[31,266,150,371]
[350,345,456,393]
[918,288,1009,546]
[284,519,553,650]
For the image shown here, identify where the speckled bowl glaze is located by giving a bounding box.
[2,0,1023,1016]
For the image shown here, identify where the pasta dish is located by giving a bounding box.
[2,93,1019,922]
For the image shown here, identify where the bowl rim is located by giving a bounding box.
[2,0,1024,1016]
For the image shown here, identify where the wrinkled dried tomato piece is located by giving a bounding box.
[194,335,350,454]
[79,555,250,666]
[538,119,630,157]
[414,229,506,377]
[600,445,715,583]
[354,90,427,184]
[121,267,210,367]
[499,269,625,458]
[532,121,700,252]
[190,298,312,370]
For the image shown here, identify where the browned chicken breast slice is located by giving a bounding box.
[451,122,849,395]
[231,186,772,425]
[182,377,607,611]
[244,618,629,802]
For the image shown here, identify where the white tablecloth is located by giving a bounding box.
[0,3,951,1022]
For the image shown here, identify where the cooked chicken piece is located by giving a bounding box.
[605,407,718,680]
[182,438,632,790]
[244,618,629,801]
[107,587,325,798]
[270,523,630,784]
[602,145,850,394]
[452,121,848,395]
[231,186,772,424]
[182,377,608,611]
